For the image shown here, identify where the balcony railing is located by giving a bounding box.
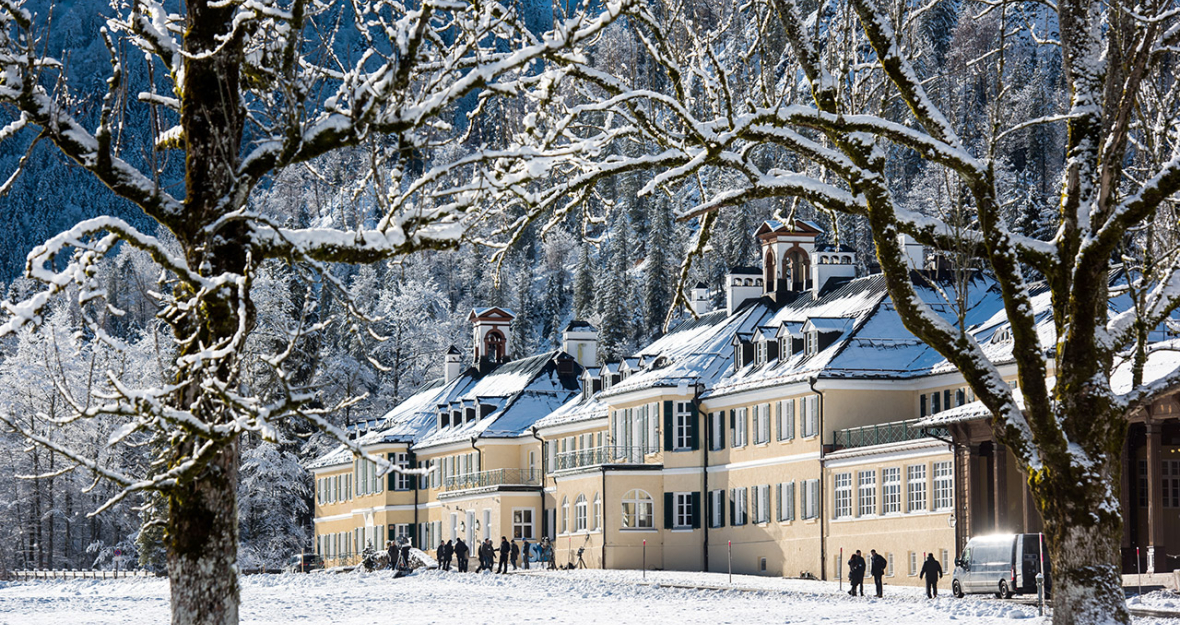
[832,418,949,450]
[442,468,541,492]
[552,446,652,472]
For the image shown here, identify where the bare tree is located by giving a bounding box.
[484,0,1180,622]
[0,0,627,622]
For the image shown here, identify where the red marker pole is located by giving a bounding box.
[642,540,647,581]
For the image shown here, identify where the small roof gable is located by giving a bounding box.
[469,306,516,321]
[564,319,596,332]
[804,317,854,334]
[755,219,824,238]
[755,326,779,341]
[777,321,805,338]
[446,345,463,355]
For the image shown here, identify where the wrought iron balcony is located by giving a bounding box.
[552,446,653,472]
[832,418,949,450]
[442,468,541,492]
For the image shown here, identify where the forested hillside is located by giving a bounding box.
[0,0,1070,574]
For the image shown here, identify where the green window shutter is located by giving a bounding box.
[689,403,700,451]
[664,492,674,529]
[388,526,396,542]
[663,400,674,451]
[387,453,396,491]
[690,492,701,529]
[409,523,418,547]
[717,412,725,448]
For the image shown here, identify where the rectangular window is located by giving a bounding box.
[909,551,918,576]
[756,485,770,523]
[675,401,693,450]
[858,470,877,517]
[778,482,795,521]
[777,399,795,441]
[674,492,694,529]
[907,464,928,513]
[731,487,748,525]
[394,453,411,491]
[941,549,950,574]
[710,412,725,451]
[649,403,659,453]
[834,473,853,519]
[733,408,748,448]
[887,553,895,577]
[710,490,725,528]
[1165,461,1180,508]
[483,509,491,541]
[753,404,768,444]
[882,467,902,514]
[804,479,820,519]
[933,461,954,510]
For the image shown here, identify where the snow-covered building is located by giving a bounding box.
[309,220,1178,581]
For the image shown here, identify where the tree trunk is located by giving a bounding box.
[1046,517,1128,624]
[167,438,241,625]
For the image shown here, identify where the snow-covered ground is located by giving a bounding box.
[0,568,1173,624]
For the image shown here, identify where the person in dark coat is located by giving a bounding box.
[454,538,469,572]
[387,541,398,571]
[869,549,888,598]
[442,540,454,571]
[510,540,520,570]
[919,553,943,598]
[847,550,866,596]
[497,537,511,573]
[521,538,531,570]
[435,541,445,570]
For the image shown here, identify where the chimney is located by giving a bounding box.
[726,267,764,316]
[444,345,463,383]
[899,234,925,271]
[562,320,598,367]
[469,306,515,368]
[690,282,712,316]
[810,245,857,297]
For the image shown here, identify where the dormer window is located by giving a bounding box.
[440,409,450,429]
[452,409,462,426]
[465,407,476,423]
[756,341,767,365]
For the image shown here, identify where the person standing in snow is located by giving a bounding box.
[919,553,943,598]
[436,542,446,569]
[442,540,454,571]
[498,537,511,573]
[869,550,887,598]
[387,541,398,571]
[454,538,469,572]
[510,540,520,570]
[847,550,866,596]
[521,538,531,570]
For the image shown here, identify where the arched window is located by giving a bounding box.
[484,329,506,361]
[785,249,810,291]
[621,489,654,528]
[561,497,569,534]
[764,249,777,292]
[575,494,588,532]
[594,492,602,530]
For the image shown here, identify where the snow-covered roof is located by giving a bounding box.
[534,392,610,430]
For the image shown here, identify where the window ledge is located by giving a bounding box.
[670,528,696,533]
[619,528,658,533]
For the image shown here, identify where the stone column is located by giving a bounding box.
[1146,419,1162,574]
[994,443,1008,532]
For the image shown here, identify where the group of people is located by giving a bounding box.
[433,536,557,573]
[846,550,943,599]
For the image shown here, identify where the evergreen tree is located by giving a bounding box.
[643,201,673,339]
[572,244,595,320]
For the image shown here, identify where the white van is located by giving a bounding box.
[951,533,1051,599]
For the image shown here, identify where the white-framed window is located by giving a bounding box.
[887,552,895,577]
[674,492,695,529]
[883,467,902,514]
[777,482,795,521]
[834,473,853,519]
[753,485,770,524]
[909,551,918,576]
[483,509,491,541]
[756,340,767,365]
[575,494,588,532]
[933,461,954,510]
[594,492,602,530]
[731,487,748,525]
[674,401,693,450]
[777,399,795,441]
[394,453,411,490]
[858,470,877,517]
[907,464,928,513]
[710,490,725,528]
[754,403,771,444]
[940,549,950,573]
[802,479,819,519]
[622,489,654,528]
[561,497,569,534]
[733,407,748,447]
[1164,461,1180,508]
[710,412,725,450]
[648,403,659,453]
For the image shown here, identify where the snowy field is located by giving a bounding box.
[1,568,1176,624]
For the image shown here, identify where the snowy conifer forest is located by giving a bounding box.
[0,0,1175,623]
